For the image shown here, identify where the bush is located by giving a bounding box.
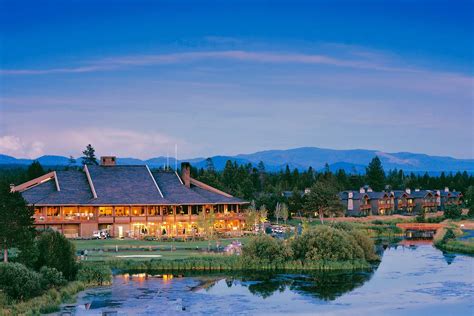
[291,226,368,262]
[40,266,67,289]
[0,263,42,300]
[77,264,112,285]
[442,228,456,243]
[444,205,462,219]
[347,230,378,261]
[242,235,291,265]
[35,230,78,280]
[329,221,355,231]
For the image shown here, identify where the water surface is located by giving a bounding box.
[62,244,474,315]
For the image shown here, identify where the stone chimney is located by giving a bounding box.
[405,188,411,194]
[100,156,116,166]
[181,162,191,188]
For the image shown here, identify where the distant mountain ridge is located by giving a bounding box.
[1,147,473,174]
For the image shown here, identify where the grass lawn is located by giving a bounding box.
[72,237,251,261]
[81,249,207,261]
[72,237,250,251]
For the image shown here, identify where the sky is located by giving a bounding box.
[0,0,473,160]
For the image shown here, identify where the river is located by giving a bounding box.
[60,243,473,315]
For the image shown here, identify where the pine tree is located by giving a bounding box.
[304,178,343,224]
[27,161,45,180]
[366,156,386,191]
[81,144,98,165]
[0,183,35,262]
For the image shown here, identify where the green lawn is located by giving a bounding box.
[80,249,207,261]
[72,237,250,251]
[72,237,251,261]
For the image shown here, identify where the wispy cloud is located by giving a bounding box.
[0,50,443,76]
[0,128,188,159]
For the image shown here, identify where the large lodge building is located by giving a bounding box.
[12,157,247,238]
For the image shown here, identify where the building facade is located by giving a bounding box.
[12,159,248,238]
[339,186,462,216]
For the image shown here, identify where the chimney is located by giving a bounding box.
[444,187,449,192]
[9,184,15,192]
[181,162,191,188]
[100,156,116,166]
[359,187,365,193]
[348,192,353,199]
[405,188,411,194]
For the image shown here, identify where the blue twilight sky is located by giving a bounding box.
[0,0,473,159]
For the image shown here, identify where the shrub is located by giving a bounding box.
[442,228,456,243]
[77,264,112,285]
[329,221,354,231]
[291,226,367,262]
[40,266,67,289]
[35,230,78,280]
[444,205,462,220]
[347,230,378,261]
[0,262,42,300]
[242,235,291,265]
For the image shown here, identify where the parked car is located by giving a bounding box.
[92,229,110,239]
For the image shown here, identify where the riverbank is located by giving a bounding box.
[434,227,474,255]
[0,281,89,315]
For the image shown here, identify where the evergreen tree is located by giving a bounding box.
[0,183,35,262]
[26,161,45,180]
[304,178,343,223]
[366,156,385,191]
[81,144,98,165]
[205,157,215,173]
[465,185,474,218]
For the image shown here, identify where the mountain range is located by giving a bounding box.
[1,147,473,174]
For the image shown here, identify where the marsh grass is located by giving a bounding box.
[0,281,86,316]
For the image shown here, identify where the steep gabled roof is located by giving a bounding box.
[87,165,168,205]
[20,170,94,205]
[410,190,433,198]
[16,165,246,206]
[152,171,209,204]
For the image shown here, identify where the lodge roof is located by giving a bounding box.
[15,165,246,206]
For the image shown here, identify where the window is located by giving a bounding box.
[99,207,113,216]
[47,207,60,217]
[34,207,43,216]
[163,206,173,216]
[217,205,225,213]
[79,206,93,218]
[228,204,237,212]
[148,206,158,216]
[115,206,130,217]
[63,207,76,217]
[178,206,187,215]
[191,205,201,215]
[131,206,146,216]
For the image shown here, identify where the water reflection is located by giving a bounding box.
[62,244,474,316]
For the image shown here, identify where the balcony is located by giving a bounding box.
[98,216,114,223]
[378,201,393,209]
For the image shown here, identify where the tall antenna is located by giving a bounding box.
[175,144,178,171]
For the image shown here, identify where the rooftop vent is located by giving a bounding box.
[100,156,116,166]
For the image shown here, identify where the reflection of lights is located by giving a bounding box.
[162,274,174,282]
